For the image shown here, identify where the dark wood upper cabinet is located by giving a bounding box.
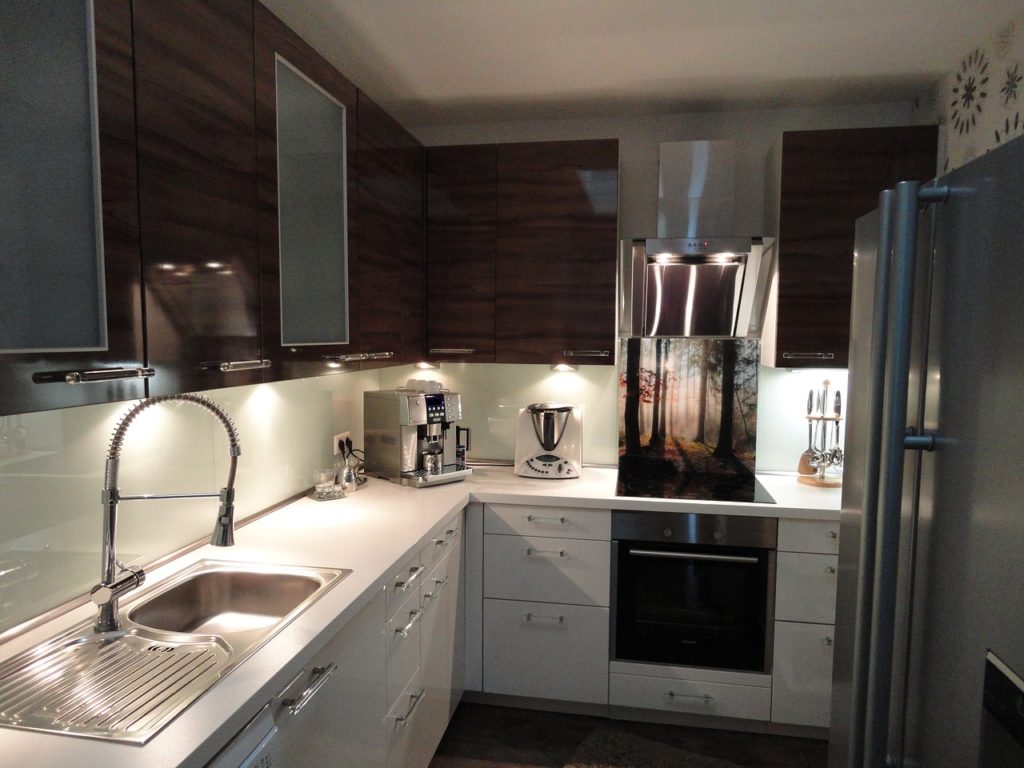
[356,91,426,366]
[495,139,619,365]
[0,0,146,416]
[133,0,263,394]
[765,126,938,368]
[254,2,361,380]
[426,145,497,362]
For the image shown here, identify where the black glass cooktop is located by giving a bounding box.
[615,455,775,503]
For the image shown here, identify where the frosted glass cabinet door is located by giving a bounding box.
[0,0,147,416]
[255,5,361,381]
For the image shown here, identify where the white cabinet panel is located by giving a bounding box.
[464,502,484,693]
[484,504,610,540]
[484,533,610,606]
[609,672,771,721]
[775,552,838,624]
[385,670,430,768]
[771,621,834,727]
[778,519,839,554]
[483,598,608,704]
[387,587,422,707]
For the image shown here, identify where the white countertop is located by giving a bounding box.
[0,467,839,767]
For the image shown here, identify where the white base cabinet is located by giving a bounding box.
[770,621,834,727]
[483,598,609,703]
[609,672,771,721]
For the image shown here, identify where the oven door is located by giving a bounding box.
[613,540,774,672]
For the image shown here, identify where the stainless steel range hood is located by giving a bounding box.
[619,141,775,338]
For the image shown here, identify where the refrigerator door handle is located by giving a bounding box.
[862,182,948,768]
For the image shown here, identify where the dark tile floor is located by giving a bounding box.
[429,703,828,768]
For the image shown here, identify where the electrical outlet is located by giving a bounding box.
[333,431,351,455]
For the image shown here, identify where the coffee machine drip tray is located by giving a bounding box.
[401,465,473,488]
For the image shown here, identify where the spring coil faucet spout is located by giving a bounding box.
[92,393,242,633]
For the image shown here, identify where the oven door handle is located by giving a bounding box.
[627,548,760,565]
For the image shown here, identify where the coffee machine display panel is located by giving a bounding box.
[514,403,582,479]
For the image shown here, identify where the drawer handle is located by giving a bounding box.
[392,689,425,726]
[824,636,834,647]
[667,691,713,704]
[394,565,423,592]
[445,527,459,539]
[34,367,156,385]
[428,348,476,355]
[200,359,271,372]
[282,663,338,715]
[828,530,838,540]
[395,609,424,638]
[526,515,568,525]
[781,352,836,360]
[826,565,837,575]
[562,349,611,358]
[526,547,568,558]
[423,577,450,602]
[525,612,565,624]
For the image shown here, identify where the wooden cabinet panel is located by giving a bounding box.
[425,145,497,362]
[357,91,426,366]
[495,140,619,365]
[0,0,146,415]
[254,2,361,380]
[768,126,937,368]
[134,0,262,394]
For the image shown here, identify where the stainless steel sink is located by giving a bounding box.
[0,560,348,744]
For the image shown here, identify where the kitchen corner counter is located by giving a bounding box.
[0,466,838,767]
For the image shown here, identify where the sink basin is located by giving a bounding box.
[0,560,349,744]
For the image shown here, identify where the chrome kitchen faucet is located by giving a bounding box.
[91,393,242,633]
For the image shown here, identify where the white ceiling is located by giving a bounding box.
[262,0,1018,127]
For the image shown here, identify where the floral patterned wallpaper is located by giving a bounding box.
[939,13,1024,172]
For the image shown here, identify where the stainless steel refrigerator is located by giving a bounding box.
[829,134,1024,768]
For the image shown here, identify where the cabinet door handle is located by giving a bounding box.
[395,609,424,637]
[394,565,423,592]
[828,530,838,540]
[526,514,568,525]
[824,636,834,647]
[423,577,450,602]
[526,547,568,558]
[562,349,611,357]
[201,359,271,372]
[781,352,836,360]
[628,548,759,565]
[366,351,394,360]
[525,612,565,624]
[826,565,837,575]
[392,689,425,725]
[34,367,156,385]
[667,691,713,704]
[428,348,476,355]
[282,663,337,715]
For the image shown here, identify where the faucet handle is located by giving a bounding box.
[91,565,146,606]
[211,487,236,547]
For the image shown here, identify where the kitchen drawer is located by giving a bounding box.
[386,554,424,624]
[385,669,430,768]
[771,621,834,727]
[778,519,839,554]
[387,587,422,708]
[420,511,462,572]
[775,552,838,624]
[609,672,771,721]
[484,504,610,540]
[484,533,610,606]
[483,598,608,704]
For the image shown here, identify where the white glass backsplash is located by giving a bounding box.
[0,361,844,635]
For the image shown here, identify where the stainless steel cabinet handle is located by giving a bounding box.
[824,636,834,648]
[526,514,568,525]
[525,612,565,624]
[428,348,476,355]
[562,349,611,357]
[423,577,450,602]
[667,691,713,704]
[628,548,759,565]
[323,353,367,363]
[201,359,271,372]
[392,689,425,725]
[828,530,838,540]
[826,565,837,575]
[781,352,836,360]
[394,565,423,592]
[366,351,394,360]
[282,663,337,715]
[395,609,424,638]
[34,367,156,385]
[526,547,568,558]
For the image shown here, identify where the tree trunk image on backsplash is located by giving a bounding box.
[617,337,759,501]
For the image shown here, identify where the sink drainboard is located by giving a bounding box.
[0,630,229,743]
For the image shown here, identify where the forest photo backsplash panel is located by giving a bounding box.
[617,337,760,501]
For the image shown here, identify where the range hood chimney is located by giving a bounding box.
[618,140,775,338]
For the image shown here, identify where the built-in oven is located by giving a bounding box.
[611,510,776,673]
